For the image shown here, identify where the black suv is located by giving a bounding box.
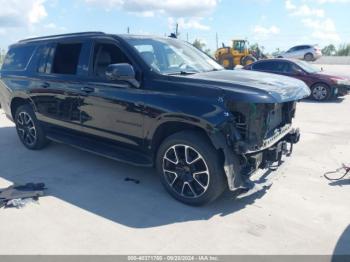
[0,32,310,205]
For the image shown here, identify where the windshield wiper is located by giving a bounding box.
[166,71,198,76]
[204,68,224,72]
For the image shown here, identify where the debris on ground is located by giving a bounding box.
[324,164,350,181]
[0,183,46,209]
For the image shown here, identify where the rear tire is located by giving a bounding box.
[311,83,331,101]
[156,131,227,206]
[304,53,314,62]
[15,104,49,150]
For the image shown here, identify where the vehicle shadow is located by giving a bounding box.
[329,179,350,187]
[0,125,274,229]
[300,97,345,104]
[332,225,350,261]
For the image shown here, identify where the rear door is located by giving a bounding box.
[31,40,91,131]
[295,46,307,59]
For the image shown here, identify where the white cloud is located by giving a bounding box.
[285,0,325,17]
[302,18,341,42]
[168,17,210,31]
[285,0,341,44]
[0,0,47,28]
[285,0,296,9]
[253,25,280,39]
[28,0,47,23]
[43,22,66,31]
[85,0,219,18]
[293,5,324,17]
[307,0,350,3]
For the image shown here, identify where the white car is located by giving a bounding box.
[278,45,322,61]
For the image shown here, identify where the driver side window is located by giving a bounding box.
[92,43,130,79]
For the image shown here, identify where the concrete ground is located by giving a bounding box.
[0,65,350,255]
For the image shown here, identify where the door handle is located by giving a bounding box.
[41,82,50,88]
[81,87,95,93]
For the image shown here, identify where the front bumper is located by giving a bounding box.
[244,128,300,171]
[216,127,301,191]
[334,84,350,97]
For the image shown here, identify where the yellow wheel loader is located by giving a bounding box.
[215,39,257,69]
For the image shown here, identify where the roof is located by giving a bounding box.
[17,32,174,44]
[18,31,108,44]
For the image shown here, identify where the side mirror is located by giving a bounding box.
[105,63,140,88]
[294,69,305,76]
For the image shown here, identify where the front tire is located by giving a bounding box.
[241,55,257,66]
[15,104,49,150]
[218,54,234,70]
[156,131,227,206]
[311,83,331,101]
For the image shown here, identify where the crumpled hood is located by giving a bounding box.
[185,69,311,103]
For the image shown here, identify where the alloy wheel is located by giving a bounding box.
[162,144,210,198]
[312,85,328,100]
[16,111,37,146]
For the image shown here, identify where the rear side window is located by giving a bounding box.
[252,61,277,71]
[52,43,82,75]
[1,45,36,71]
[37,44,53,73]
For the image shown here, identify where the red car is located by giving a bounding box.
[244,58,350,101]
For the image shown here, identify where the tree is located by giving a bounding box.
[271,48,281,57]
[192,39,206,50]
[322,44,336,56]
[192,39,212,56]
[249,43,259,52]
[337,44,350,56]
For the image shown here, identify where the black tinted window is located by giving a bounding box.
[301,45,311,50]
[92,43,130,78]
[2,45,36,71]
[37,44,52,73]
[273,61,290,73]
[296,45,310,51]
[252,61,277,71]
[52,43,82,75]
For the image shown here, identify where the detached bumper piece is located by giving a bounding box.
[261,128,300,169]
[0,183,46,208]
[240,128,300,176]
[234,128,300,193]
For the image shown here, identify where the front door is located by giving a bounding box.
[79,41,145,149]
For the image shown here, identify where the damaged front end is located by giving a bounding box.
[213,101,302,191]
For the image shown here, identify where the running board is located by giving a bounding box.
[46,131,153,167]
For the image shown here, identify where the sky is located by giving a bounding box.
[0,0,349,53]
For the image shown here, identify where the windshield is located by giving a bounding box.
[294,60,320,73]
[125,37,223,75]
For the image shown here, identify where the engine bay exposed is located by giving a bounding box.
[227,101,297,153]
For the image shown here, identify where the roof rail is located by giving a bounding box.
[19,31,106,43]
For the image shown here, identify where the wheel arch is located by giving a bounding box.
[311,81,331,89]
[149,118,243,191]
[304,52,314,60]
[10,96,35,120]
[150,120,222,158]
